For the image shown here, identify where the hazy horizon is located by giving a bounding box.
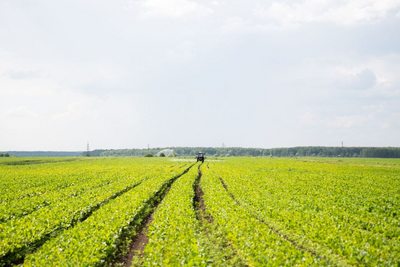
[5,144,400,153]
[1,1,400,151]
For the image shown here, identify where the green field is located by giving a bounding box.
[0,157,399,266]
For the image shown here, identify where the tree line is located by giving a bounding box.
[88,147,400,158]
[4,151,82,157]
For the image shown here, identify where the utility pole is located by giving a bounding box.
[341,141,344,157]
[86,142,90,157]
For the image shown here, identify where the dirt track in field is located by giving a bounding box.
[218,176,323,259]
[117,163,196,267]
[194,164,213,223]
[120,214,154,267]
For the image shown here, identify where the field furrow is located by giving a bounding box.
[212,158,400,266]
[201,164,322,266]
[1,157,399,266]
[23,165,190,266]
[0,160,184,266]
[141,163,206,266]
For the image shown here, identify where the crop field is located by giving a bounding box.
[0,157,399,266]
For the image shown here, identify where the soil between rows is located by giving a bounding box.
[2,177,151,267]
[116,163,196,267]
[217,176,335,263]
[119,212,154,267]
[194,165,247,267]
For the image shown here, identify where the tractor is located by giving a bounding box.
[196,152,205,163]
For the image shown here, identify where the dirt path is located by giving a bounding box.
[194,165,247,267]
[116,163,196,267]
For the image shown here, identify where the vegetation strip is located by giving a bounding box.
[23,164,194,266]
[219,176,321,258]
[139,163,208,266]
[0,177,148,266]
[0,159,186,266]
[215,173,347,266]
[0,158,81,166]
[212,158,400,266]
[118,164,195,266]
[201,166,322,266]
[194,165,247,266]
[0,177,120,223]
[2,157,399,266]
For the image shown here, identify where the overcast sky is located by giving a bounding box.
[1,0,400,151]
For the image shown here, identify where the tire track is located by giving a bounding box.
[218,176,343,266]
[194,165,247,267]
[116,163,196,267]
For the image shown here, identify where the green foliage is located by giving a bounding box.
[207,158,400,266]
[5,151,81,157]
[143,165,207,266]
[201,165,320,266]
[159,153,165,157]
[144,153,153,157]
[1,157,399,266]
[24,165,184,266]
[0,158,184,266]
[91,147,400,158]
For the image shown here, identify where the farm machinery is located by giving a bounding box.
[196,152,205,163]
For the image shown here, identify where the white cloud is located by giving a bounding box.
[166,41,197,62]
[220,17,284,33]
[326,115,369,128]
[254,0,400,27]
[4,69,41,80]
[351,69,376,90]
[51,101,102,122]
[0,75,57,98]
[300,112,319,124]
[137,0,213,18]
[330,54,400,97]
[332,68,377,90]
[2,106,38,118]
[210,1,225,6]
[1,0,400,149]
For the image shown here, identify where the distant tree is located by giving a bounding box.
[4,153,10,157]
[0,153,3,157]
[144,153,153,157]
[159,153,166,157]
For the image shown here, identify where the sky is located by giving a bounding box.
[1,0,400,151]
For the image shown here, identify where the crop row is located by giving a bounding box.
[0,159,184,266]
[0,159,169,223]
[1,174,120,223]
[211,158,400,266]
[142,163,207,266]
[201,164,321,266]
[23,164,188,266]
[0,159,96,203]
